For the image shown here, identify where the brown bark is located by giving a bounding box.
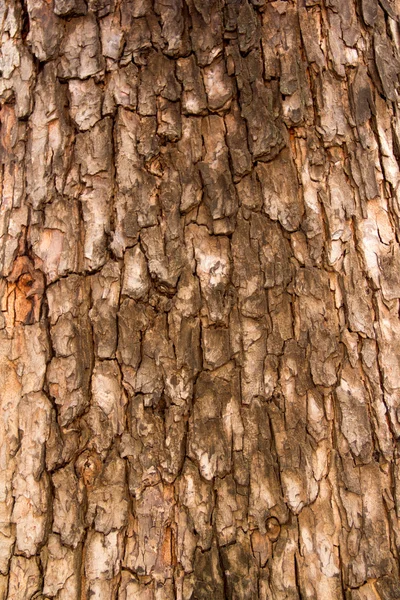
[1,0,400,598]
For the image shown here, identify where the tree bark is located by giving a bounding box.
[2,0,400,598]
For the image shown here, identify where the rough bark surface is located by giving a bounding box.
[2,0,400,598]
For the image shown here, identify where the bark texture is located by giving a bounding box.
[2,0,400,598]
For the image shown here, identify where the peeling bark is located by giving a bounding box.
[1,0,400,598]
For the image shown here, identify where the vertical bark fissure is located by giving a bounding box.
[2,0,400,598]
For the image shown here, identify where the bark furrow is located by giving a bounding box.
[1,0,400,598]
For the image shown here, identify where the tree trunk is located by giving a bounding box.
[2,0,400,598]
